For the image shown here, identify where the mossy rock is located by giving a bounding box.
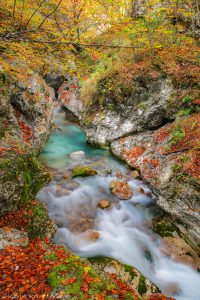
[72,166,97,178]
[26,200,56,240]
[88,256,159,296]
[153,217,180,238]
[48,254,141,299]
[0,154,51,216]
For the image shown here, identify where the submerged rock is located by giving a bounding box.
[69,151,85,160]
[97,199,112,209]
[82,230,100,241]
[72,165,97,178]
[161,237,200,270]
[110,180,133,200]
[131,170,140,179]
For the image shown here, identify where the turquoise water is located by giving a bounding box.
[39,109,114,170]
[38,108,200,300]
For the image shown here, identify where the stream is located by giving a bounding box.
[37,108,200,300]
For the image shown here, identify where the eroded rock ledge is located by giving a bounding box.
[111,113,200,250]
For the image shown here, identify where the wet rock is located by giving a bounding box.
[97,199,112,209]
[82,230,100,241]
[0,227,28,249]
[115,170,123,178]
[69,151,85,160]
[137,187,145,194]
[66,201,96,233]
[160,237,200,270]
[64,179,80,191]
[72,165,97,178]
[105,169,112,175]
[110,180,133,200]
[69,218,95,233]
[131,170,140,179]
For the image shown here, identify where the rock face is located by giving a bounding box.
[0,73,55,154]
[58,75,83,120]
[44,73,65,96]
[0,72,55,215]
[60,77,178,147]
[83,78,176,146]
[97,199,112,209]
[111,113,200,249]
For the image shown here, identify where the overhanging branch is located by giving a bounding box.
[0,38,144,49]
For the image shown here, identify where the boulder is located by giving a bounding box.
[131,170,140,179]
[97,199,112,209]
[82,230,100,242]
[72,166,97,178]
[110,180,133,200]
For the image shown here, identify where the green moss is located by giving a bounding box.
[168,126,185,145]
[44,252,57,261]
[138,275,147,295]
[123,264,135,280]
[137,102,146,110]
[153,218,180,237]
[27,201,55,239]
[175,107,192,117]
[47,254,140,299]
[48,270,62,288]
[72,166,97,178]
[182,95,193,103]
[0,154,50,215]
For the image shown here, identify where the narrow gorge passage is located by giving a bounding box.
[37,108,200,300]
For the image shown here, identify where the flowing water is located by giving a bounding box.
[37,108,200,300]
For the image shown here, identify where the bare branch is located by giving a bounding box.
[37,0,63,30]
[25,0,47,28]
[12,0,17,24]
[0,37,144,49]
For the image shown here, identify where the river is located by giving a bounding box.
[37,108,200,300]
